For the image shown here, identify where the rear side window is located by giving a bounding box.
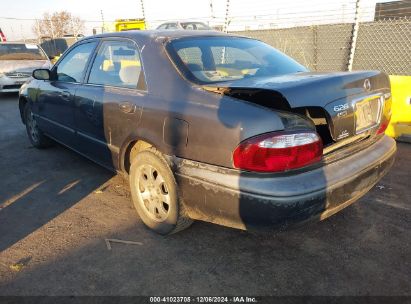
[177,47,203,69]
[56,42,97,82]
[88,40,145,89]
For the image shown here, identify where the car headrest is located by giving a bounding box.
[119,65,141,85]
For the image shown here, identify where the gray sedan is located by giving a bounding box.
[0,42,51,93]
[19,31,395,235]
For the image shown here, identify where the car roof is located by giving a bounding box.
[86,30,239,42]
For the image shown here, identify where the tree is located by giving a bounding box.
[33,11,85,40]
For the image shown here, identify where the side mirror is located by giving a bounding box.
[32,69,50,80]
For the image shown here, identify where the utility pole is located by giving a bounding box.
[348,0,361,71]
[209,0,215,19]
[100,10,105,33]
[35,19,41,43]
[223,0,231,33]
[140,0,146,28]
[140,0,146,20]
[48,18,55,39]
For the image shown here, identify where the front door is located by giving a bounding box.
[36,41,98,147]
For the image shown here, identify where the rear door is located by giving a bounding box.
[36,41,98,147]
[74,38,147,169]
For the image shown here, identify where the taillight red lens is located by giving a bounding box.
[377,113,391,134]
[233,131,323,172]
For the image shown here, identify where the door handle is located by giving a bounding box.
[119,101,136,114]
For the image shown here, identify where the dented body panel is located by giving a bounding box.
[204,71,391,143]
[173,136,396,230]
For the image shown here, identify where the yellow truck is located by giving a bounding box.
[386,76,411,142]
[114,19,146,31]
[99,19,145,71]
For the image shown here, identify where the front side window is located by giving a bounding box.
[88,40,144,89]
[55,42,97,82]
[168,37,308,84]
[167,23,178,29]
[180,22,211,30]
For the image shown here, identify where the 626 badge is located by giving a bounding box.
[334,103,350,112]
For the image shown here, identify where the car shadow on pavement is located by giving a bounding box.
[0,186,410,296]
[0,141,113,253]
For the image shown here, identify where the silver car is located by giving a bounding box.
[156,21,211,30]
[0,42,51,93]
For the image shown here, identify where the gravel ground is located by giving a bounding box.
[0,93,410,296]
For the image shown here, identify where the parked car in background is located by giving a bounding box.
[19,31,396,235]
[156,21,211,30]
[0,42,51,93]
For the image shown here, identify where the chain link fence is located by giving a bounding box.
[234,23,353,72]
[1,0,410,76]
[353,18,411,75]
[233,17,411,76]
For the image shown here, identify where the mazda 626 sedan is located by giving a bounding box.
[19,30,396,234]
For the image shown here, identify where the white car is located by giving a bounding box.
[0,42,51,93]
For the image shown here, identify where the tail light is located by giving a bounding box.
[233,131,323,172]
[377,116,390,134]
[377,112,391,135]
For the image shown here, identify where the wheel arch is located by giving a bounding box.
[121,138,154,174]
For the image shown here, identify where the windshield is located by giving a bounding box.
[168,37,308,84]
[0,43,48,60]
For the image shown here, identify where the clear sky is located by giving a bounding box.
[1,0,384,41]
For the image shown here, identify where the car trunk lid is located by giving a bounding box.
[202,70,391,146]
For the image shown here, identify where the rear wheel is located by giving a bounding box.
[24,103,52,148]
[129,148,193,235]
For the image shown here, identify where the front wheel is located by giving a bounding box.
[24,103,52,148]
[129,148,193,235]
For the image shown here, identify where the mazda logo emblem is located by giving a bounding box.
[363,79,371,92]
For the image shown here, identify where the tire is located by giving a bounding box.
[24,102,52,148]
[129,148,193,235]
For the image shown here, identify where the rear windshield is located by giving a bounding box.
[0,44,47,60]
[168,37,308,84]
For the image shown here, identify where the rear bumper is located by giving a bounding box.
[173,136,396,230]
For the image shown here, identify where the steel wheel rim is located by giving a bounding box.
[27,111,39,143]
[135,164,171,222]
